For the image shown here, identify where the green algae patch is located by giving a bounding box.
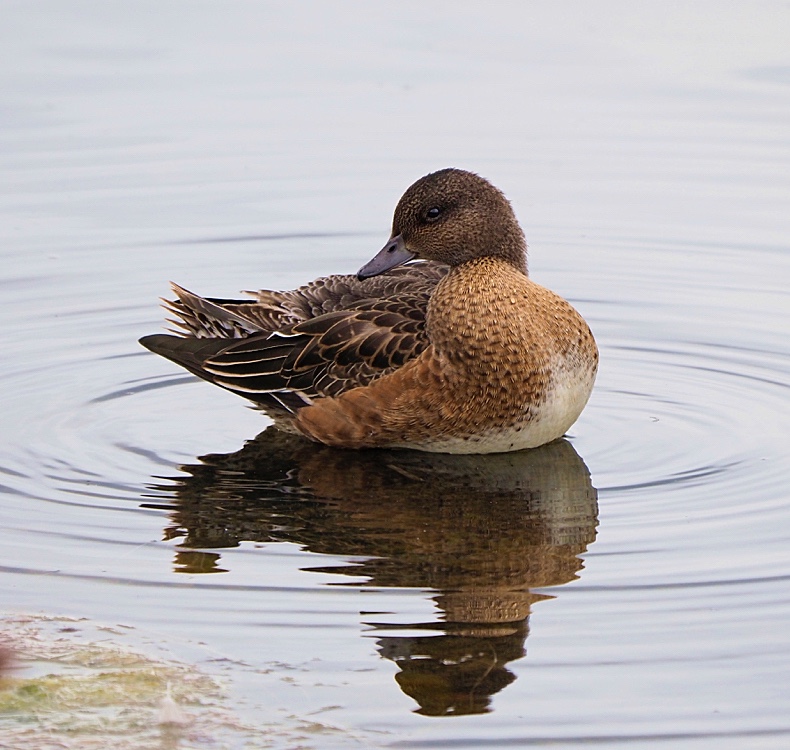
[0,614,258,749]
[1,663,206,713]
[0,614,361,749]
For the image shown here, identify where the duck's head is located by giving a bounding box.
[358,168,527,280]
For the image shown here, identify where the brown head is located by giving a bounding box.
[358,168,527,279]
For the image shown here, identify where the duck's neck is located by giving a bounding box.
[506,250,528,276]
[490,222,528,275]
[454,249,528,278]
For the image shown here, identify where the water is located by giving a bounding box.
[1,2,789,748]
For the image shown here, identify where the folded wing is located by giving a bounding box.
[140,262,447,419]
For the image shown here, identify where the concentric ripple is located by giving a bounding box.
[2,229,789,748]
[2,1,790,745]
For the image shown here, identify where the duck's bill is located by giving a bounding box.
[357,234,415,279]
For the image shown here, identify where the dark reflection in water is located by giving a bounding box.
[145,428,598,716]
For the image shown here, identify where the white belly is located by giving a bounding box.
[399,361,597,455]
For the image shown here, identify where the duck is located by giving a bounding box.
[139,168,598,454]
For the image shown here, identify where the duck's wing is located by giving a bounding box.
[164,261,447,338]
[140,286,434,416]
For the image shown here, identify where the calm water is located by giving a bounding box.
[2,2,790,748]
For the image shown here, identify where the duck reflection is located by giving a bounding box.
[146,428,597,716]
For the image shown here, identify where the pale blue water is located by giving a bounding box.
[1,2,790,748]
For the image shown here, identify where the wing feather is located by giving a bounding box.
[142,261,448,420]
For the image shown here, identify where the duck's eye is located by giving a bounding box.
[425,206,442,222]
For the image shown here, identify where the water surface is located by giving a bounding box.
[1,3,789,748]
